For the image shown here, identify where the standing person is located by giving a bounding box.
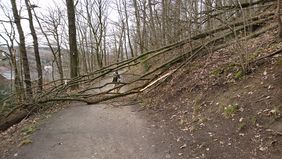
[112,71,121,93]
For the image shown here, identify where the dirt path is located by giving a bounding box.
[5,73,170,159]
[7,103,170,159]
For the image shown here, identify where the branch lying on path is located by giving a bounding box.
[44,10,275,94]
[0,6,277,132]
[140,69,177,92]
[95,20,277,99]
[5,19,277,107]
[86,91,140,105]
[33,11,275,100]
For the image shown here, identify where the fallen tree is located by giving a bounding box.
[0,3,278,131]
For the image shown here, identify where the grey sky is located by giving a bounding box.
[0,0,65,46]
[0,0,119,47]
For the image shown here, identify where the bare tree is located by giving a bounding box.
[133,0,144,53]
[10,0,33,96]
[161,0,168,45]
[0,10,24,100]
[76,18,89,74]
[30,6,65,83]
[76,0,109,69]
[24,0,43,92]
[42,6,65,82]
[148,0,158,49]
[123,0,135,57]
[66,0,79,88]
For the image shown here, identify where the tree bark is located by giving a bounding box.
[161,0,168,45]
[66,0,79,88]
[11,49,24,100]
[123,0,134,58]
[31,8,64,84]
[24,0,43,92]
[133,0,144,53]
[10,0,33,97]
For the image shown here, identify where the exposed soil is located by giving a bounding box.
[142,30,282,159]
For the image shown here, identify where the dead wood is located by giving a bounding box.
[0,8,277,132]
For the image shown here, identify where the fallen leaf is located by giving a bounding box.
[180,144,187,149]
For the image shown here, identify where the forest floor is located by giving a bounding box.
[142,29,282,158]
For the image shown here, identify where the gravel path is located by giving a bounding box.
[7,103,169,159]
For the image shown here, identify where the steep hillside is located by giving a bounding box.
[142,28,282,158]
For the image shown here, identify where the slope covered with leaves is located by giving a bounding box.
[141,28,282,158]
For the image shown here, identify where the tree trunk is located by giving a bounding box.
[55,29,64,83]
[77,26,88,74]
[123,0,134,58]
[24,0,43,92]
[206,0,213,30]
[10,0,33,97]
[66,0,79,88]
[133,0,144,53]
[141,0,148,51]
[31,8,64,84]
[11,49,24,101]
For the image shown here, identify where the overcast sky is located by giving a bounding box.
[0,0,118,47]
[0,0,65,46]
